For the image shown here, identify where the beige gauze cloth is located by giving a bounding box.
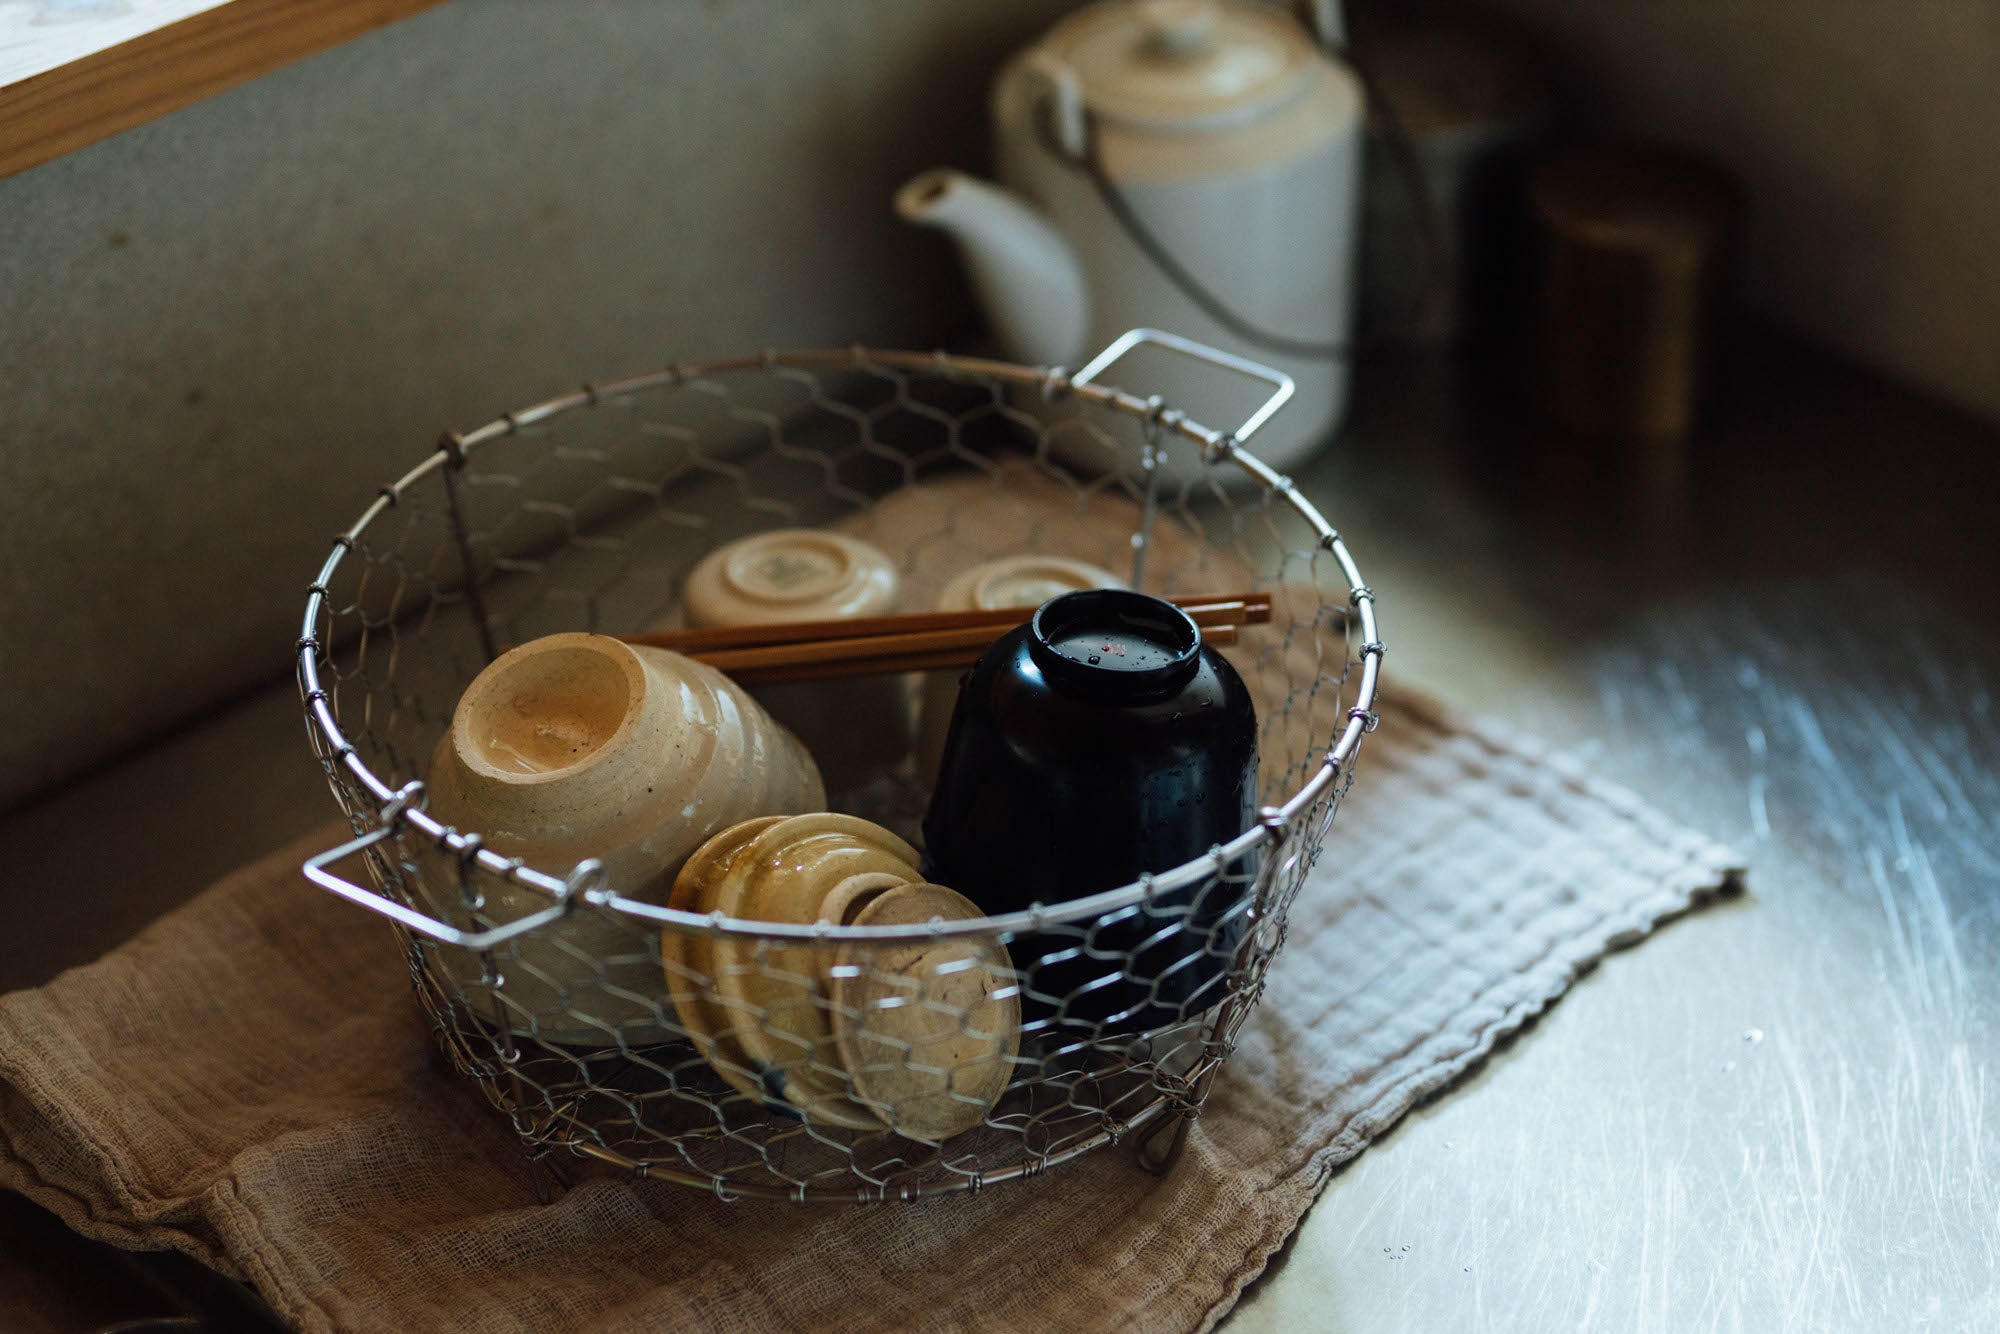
[0,690,1741,1332]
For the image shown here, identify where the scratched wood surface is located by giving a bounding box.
[1231,339,2000,1332]
[1237,583,2000,1331]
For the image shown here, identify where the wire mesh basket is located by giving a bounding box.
[297,329,1383,1203]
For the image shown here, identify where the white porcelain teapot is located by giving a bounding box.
[896,0,1364,471]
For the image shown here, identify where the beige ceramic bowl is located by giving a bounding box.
[683,528,899,626]
[682,529,913,797]
[422,633,825,1046]
[915,554,1126,782]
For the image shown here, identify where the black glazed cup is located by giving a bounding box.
[921,589,1259,1036]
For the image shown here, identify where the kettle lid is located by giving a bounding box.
[1040,0,1321,132]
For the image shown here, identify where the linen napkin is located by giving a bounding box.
[0,689,1739,1333]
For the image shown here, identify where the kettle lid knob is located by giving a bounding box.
[1138,0,1220,58]
[1031,0,1325,133]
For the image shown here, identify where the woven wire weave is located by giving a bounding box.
[297,343,1382,1203]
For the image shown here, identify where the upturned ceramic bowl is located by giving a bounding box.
[681,528,913,796]
[421,633,824,1045]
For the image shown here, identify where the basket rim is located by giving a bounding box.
[297,344,1383,945]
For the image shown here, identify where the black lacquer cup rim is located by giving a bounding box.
[1026,589,1203,702]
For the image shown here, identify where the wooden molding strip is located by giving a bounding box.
[0,0,445,182]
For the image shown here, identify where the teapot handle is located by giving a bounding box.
[1023,47,1088,160]
[1071,327,1296,447]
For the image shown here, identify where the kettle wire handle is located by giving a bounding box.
[1070,328,1296,446]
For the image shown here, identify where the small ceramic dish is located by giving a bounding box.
[830,883,1021,1141]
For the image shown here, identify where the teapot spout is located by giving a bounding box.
[895,169,1089,367]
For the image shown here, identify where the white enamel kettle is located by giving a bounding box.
[896,0,1363,471]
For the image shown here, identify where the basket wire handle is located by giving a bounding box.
[1070,328,1296,446]
[303,802,580,951]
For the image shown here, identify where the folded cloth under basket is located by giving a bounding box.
[0,689,1739,1333]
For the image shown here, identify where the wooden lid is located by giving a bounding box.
[1529,143,1742,260]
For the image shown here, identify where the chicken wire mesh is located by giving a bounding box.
[297,336,1382,1203]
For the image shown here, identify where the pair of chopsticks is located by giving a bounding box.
[621,592,1271,685]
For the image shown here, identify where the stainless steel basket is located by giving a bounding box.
[296,329,1382,1203]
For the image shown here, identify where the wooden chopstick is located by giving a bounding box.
[688,603,1254,675]
[720,623,1242,686]
[620,590,1271,656]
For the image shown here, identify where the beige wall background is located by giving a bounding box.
[5,0,1996,806]
[1467,0,2000,423]
[0,0,1069,807]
